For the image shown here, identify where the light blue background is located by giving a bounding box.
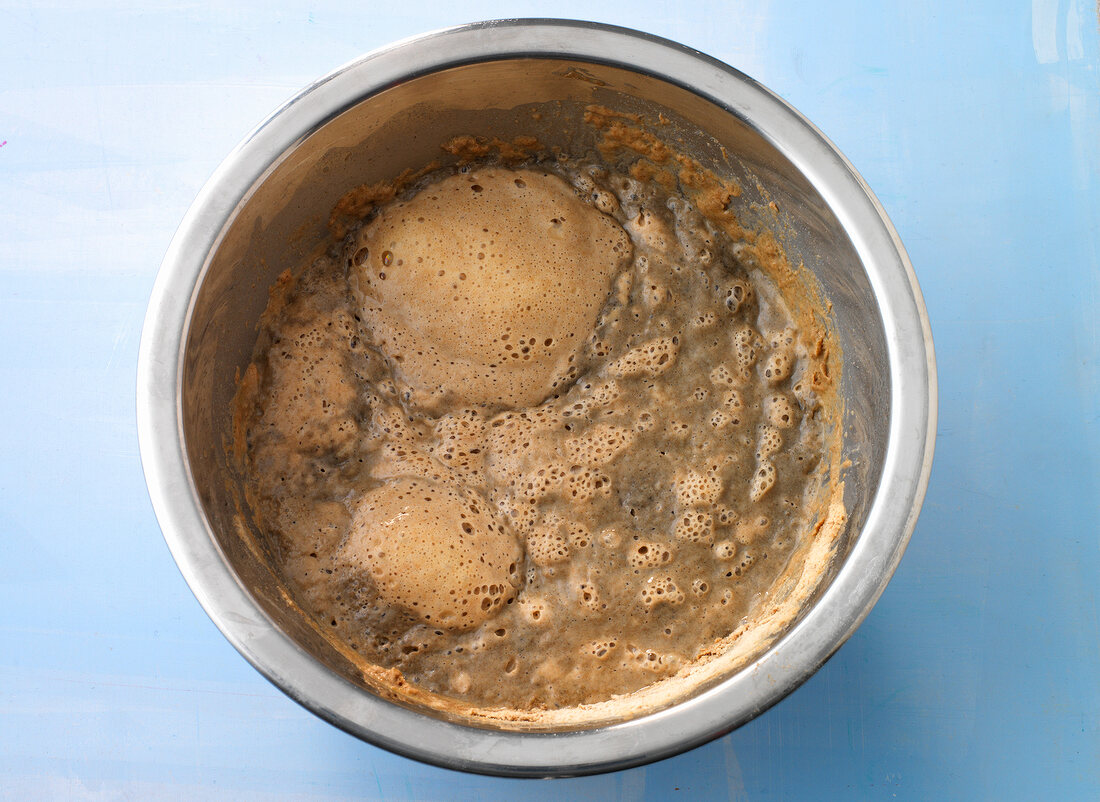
[2,1,1098,798]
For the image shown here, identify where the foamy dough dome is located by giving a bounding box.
[341,478,522,631]
[353,168,632,410]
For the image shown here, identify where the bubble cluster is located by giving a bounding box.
[722,279,752,315]
[722,389,744,411]
[584,639,618,659]
[749,460,777,502]
[516,463,569,504]
[762,349,793,383]
[735,552,757,575]
[564,379,623,418]
[756,424,784,459]
[763,393,796,428]
[715,507,738,526]
[565,466,612,501]
[484,406,563,481]
[428,409,488,484]
[260,318,357,456]
[709,364,735,387]
[607,336,680,378]
[674,470,724,508]
[674,511,715,544]
[592,189,619,215]
[372,441,446,483]
[565,423,635,466]
[371,404,423,444]
[732,327,758,382]
[628,541,674,569]
[692,311,716,329]
[626,645,682,673]
[640,576,685,608]
[526,520,570,567]
[667,419,691,438]
[567,521,592,549]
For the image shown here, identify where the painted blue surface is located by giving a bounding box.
[1,1,1097,798]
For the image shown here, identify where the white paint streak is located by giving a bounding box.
[106,318,133,372]
[1066,0,1085,60]
[722,736,749,800]
[1032,0,1060,63]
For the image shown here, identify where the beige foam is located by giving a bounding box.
[674,470,724,508]
[353,168,632,411]
[709,409,733,430]
[260,318,357,456]
[341,477,521,631]
[564,423,635,466]
[762,349,793,383]
[756,424,783,459]
[526,524,570,568]
[733,327,759,381]
[606,336,680,378]
[749,461,777,502]
[640,576,685,608]
[233,128,852,728]
[627,541,674,569]
[763,393,796,428]
[674,510,715,544]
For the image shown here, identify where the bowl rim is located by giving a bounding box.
[136,18,937,777]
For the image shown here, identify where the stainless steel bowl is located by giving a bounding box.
[137,19,936,777]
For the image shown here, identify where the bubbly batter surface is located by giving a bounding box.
[236,160,839,712]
